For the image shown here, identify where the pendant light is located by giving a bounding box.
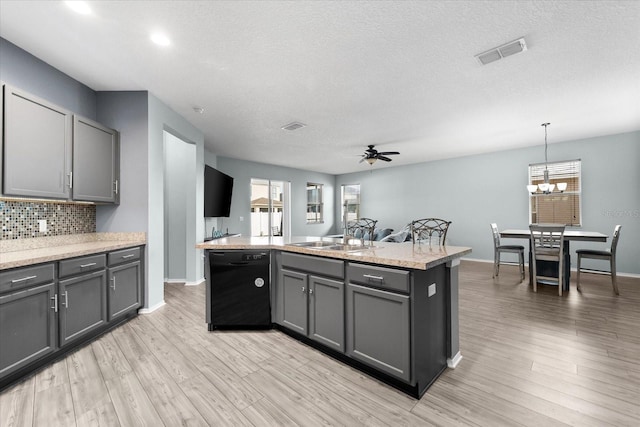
[527,123,567,194]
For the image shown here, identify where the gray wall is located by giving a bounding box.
[148,94,205,300]
[335,131,640,275]
[164,132,196,281]
[217,157,336,237]
[0,38,96,119]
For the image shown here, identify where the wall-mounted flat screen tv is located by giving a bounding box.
[204,165,234,217]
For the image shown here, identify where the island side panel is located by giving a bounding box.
[446,258,462,368]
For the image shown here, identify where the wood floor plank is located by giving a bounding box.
[67,346,120,427]
[110,323,209,426]
[0,375,35,427]
[33,360,76,427]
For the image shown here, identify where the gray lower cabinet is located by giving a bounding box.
[0,264,57,379]
[0,246,144,387]
[72,116,119,203]
[2,85,72,199]
[346,262,412,382]
[107,248,142,321]
[277,252,345,352]
[309,275,344,350]
[280,268,309,335]
[346,283,411,382]
[58,270,108,346]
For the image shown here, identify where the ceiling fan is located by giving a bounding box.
[359,145,400,165]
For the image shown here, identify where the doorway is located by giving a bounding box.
[250,178,290,238]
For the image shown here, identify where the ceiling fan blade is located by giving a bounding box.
[377,155,393,162]
[359,156,366,163]
[377,151,400,155]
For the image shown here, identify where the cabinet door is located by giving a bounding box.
[309,275,344,352]
[280,269,308,335]
[0,283,57,379]
[58,270,107,346]
[72,116,119,203]
[346,283,411,382]
[3,85,72,199]
[108,261,141,321]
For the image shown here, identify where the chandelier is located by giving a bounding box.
[527,123,567,194]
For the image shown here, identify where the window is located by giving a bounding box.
[528,159,581,226]
[341,184,361,226]
[306,183,323,223]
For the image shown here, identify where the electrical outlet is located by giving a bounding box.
[239,216,244,222]
[38,219,47,233]
[428,283,436,297]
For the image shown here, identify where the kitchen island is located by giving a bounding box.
[197,236,471,398]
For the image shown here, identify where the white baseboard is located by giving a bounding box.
[461,257,640,278]
[139,300,166,314]
[164,278,185,284]
[185,278,205,286]
[447,351,463,368]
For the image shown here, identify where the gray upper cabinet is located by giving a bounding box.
[72,116,119,203]
[3,85,72,199]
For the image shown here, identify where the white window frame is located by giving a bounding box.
[306,182,324,224]
[528,159,582,226]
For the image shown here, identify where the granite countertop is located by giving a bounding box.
[0,233,147,270]
[196,236,471,270]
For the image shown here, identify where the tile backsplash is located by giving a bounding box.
[0,199,96,240]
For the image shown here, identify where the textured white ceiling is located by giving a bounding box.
[1,0,639,174]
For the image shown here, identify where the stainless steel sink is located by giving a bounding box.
[324,244,374,251]
[288,241,336,248]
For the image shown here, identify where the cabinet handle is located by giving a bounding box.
[11,275,37,284]
[68,171,73,189]
[110,277,116,291]
[80,262,97,268]
[51,294,58,312]
[121,254,135,259]
[62,291,69,308]
[301,286,305,293]
[363,274,384,281]
[309,288,314,295]
[114,179,119,195]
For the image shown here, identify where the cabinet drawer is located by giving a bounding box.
[282,252,344,279]
[347,263,410,293]
[0,264,55,294]
[59,254,106,279]
[108,247,141,266]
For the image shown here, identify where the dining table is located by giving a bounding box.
[499,229,608,291]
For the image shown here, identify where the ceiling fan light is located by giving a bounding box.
[365,158,376,165]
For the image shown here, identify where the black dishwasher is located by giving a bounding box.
[206,250,271,330]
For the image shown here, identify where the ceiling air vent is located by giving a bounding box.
[475,37,527,65]
[281,122,306,131]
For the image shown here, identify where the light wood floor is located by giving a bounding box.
[1,260,639,426]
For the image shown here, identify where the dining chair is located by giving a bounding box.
[529,224,566,296]
[411,218,451,245]
[346,218,378,244]
[490,223,525,281]
[576,225,622,295]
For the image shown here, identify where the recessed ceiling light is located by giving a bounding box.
[150,33,171,47]
[65,1,92,15]
[193,107,205,114]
